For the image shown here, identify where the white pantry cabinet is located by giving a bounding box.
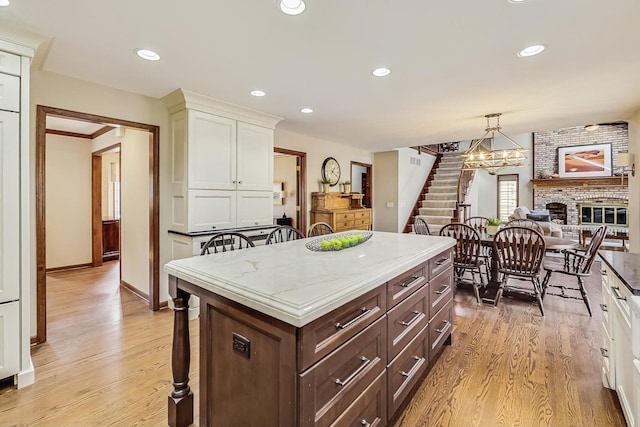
[0,41,34,388]
[164,89,281,233]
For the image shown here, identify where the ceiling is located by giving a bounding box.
[2,0,640,152]
[46,116,105,135]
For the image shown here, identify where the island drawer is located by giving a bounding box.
[429,266,453,316]
[601,322,614,389]
[429,248,453,279]
[387,283,429,362]
[298,316,386,427]
[386,262,428,309]
[330,371,387,427]
[429,300,453,362]
[298,285,386,371]
[387,324,429,415]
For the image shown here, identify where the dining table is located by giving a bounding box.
[477,233,579,305]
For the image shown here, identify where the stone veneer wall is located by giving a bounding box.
[533,123,629,239]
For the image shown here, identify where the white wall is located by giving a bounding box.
[30,70,170,336]
[373,149,436,232]
[101,151,120,219]
[93,128,150,296]
[45,134,92,268]
[397,148,437,231]
[373,151,398,232]
[274,129,373,227]
[274,155,297,228]
[465,133,534,219]
[628,112,639,254]
[351,164,367,193]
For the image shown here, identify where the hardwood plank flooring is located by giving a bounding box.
[395,261,625,427]
[0,260,626,426]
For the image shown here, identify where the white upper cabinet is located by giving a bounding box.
[188,111,236,190]
[163,89,282,232]
[0,109,19,304]
[236,122,274,192]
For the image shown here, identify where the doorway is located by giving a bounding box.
[35,105,160,344]
[351,161,373,209]
[273,148,307,235]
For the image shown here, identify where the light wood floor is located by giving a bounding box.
[0,261,626,426]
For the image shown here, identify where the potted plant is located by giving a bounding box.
[342,180,351,193]
[486,217,502,236]
[319,177,331,193]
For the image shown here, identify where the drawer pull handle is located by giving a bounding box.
[435,284,450,295]
[335,356,370,387]
[335,307,370,330]
[435,320,451,334]
[400,275,423,288]
[401,355,425,378]
[612,286,627,301]
[435,257,449,266]
[400,311,422,327]
[361,420,371,427]
[600,303,608,312]
[601,347,609,358]
[601,270,607,276]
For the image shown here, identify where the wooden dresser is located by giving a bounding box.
[310,192,372,232]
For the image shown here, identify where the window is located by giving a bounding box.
[497,174,519,222]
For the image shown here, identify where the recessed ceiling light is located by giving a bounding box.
[300,108,313,114]
[280,0,305,15]
[0,0,10,6]
[250,90,266,97]
[372,67,391,77]
[517,44,545,57]
[135,49,160,61]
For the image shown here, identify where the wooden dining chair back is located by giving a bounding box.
[200,232,255,255]
[504,218,544,234]
[413,217,431,235]
[439,223,485,303]
[492,226,547,315]
[307,222,334,237]
[465,216,489,234]
[541,225,607,316]
[266,225,305,245]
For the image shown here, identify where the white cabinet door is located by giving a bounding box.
[0,301,19,379]
[237,191,274,228]
[187,190,236,232]
[0,74,20,112]
[0,111,19,304]
[188,111,236,190]
[236,122,273,191]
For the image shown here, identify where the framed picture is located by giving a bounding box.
[273,182,284,205]
[558,143,612,178]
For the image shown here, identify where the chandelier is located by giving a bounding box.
[462,113,528,175]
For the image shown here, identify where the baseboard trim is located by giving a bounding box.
[45,263,92,273]
[120,280,150,302]
[159,300,168,309]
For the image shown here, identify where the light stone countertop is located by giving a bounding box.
[165,231,456,327]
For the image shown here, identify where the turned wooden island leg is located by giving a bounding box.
[168,278,193,427]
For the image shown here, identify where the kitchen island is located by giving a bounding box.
[165,231,456,427]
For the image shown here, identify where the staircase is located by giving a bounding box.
[414,152,465,234]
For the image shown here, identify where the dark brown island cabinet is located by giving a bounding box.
[165,231,455,427]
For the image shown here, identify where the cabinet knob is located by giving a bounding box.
[232,180,237,184]
[238,180,243,184]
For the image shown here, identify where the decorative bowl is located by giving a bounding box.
[305,231,373,252]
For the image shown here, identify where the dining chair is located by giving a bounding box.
[307,222,334,237]
[413,217,431,235]
[266,225,305,245]
[492,226,547,316]
[200,232,255,255]
[465,216,489,234]
[540,225,607,316]
[504,218,544,235]
[439,223,485,303]
[465,216,491,278]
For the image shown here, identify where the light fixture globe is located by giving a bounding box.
[462,113,528,175]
